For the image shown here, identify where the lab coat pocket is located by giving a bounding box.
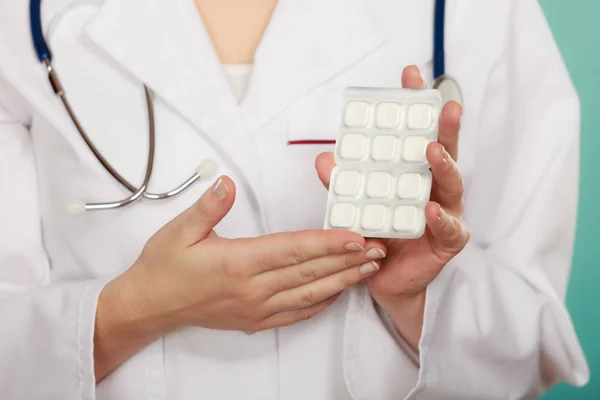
[277,87,343,232]
[286,85,342,145]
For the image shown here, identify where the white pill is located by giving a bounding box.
[371,135,397,161]
[361,204,390,231]
[407,104,433,130]
[340,133,367,160]
[329,203,357,228]
[366,172,392,198]
[375,103,403,129]
[393,206,419,232]
[344,101,370,127]
[334,170,361,196]
[397,173,424,199]
[402,136,428,162]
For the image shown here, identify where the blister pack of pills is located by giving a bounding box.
[323,87,442,239]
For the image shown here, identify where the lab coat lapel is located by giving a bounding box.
[84,0,239,135]
[83,0,265,195]
[241,0,387,133]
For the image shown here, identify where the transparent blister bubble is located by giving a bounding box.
[323,87,442,239]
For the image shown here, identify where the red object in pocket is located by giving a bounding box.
[287,139,336,145]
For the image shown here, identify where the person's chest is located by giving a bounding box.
[4,0,499,278]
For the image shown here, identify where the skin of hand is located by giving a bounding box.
[94,176,386,381]
[315,65,470,352]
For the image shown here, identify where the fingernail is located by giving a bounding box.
[359,261,380,275]
[212,178,227,200]
[441,148,449,162]
[437,206,445,221]
[345,242,364,251]
[365,248,386,259]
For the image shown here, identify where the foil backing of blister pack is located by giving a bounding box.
[323,87,442,239]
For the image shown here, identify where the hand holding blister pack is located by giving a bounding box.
[323,87,442,239]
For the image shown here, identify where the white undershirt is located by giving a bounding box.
[222,64,253,103]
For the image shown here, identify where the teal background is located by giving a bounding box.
[540,0,600,399]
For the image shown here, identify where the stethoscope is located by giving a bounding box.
[29,0,460,214]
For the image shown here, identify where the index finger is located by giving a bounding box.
[232,229,367,273]
[401,65,427,89]
[315,152,336,189]
[437,101,462,161]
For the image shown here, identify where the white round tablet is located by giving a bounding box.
[397,173,424,199]
[334,170,361,196]
[361,204,390,231]
[344,101,370,127]
[375,103,403,129]
[329,203,357,228]
[371,135,398,161]
[402,136,428,162]
[339,133,367,160]
[393,206,419,232]
[366,172,392,198]
[407,103,433,130]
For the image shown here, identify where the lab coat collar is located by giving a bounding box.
[84,0,240,136]
[83,0,388,135]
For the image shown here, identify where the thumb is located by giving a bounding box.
[164,176,236,246]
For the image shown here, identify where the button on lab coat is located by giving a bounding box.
[0,0,589,399]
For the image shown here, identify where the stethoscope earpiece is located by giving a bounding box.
[65,199,86,216]
[196,159,218,180]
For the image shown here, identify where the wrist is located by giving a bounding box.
[374,291,426,352]
[94,267,180,380]
[102,266,182,337]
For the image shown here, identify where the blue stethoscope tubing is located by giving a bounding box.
[28,0,458,213]
[433,0,446,80]
[432,0,463,104]
[30,0,50,62]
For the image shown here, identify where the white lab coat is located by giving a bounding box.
[0,0,590,399]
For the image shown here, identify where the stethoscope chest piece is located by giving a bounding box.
[433,75,463,106]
